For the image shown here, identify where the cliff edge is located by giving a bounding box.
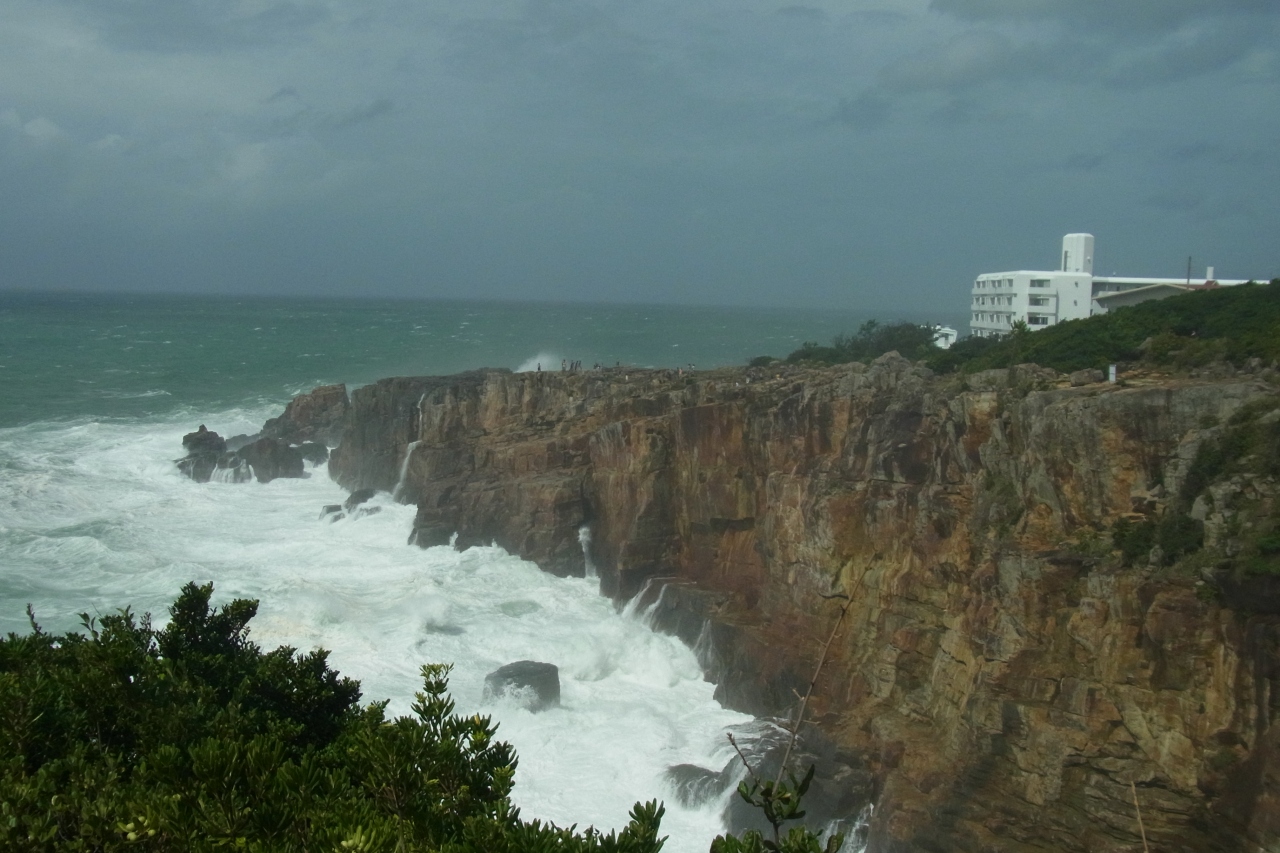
[322,357,1280,853]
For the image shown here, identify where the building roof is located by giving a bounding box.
[1093,283,1189,304]
[1093,276,1252,287]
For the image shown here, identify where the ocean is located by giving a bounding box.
[0,291,899,850]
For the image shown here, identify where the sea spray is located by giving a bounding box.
[392,440,421,501]
[0,408,751,853]
[578,524,597,580]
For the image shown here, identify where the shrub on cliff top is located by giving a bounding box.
[784,320,939,366]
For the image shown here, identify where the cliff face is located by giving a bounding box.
[326,358,1280,853]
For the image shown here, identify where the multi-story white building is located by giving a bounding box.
[969,234,1252,338]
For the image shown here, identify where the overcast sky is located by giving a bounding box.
[2,0,1277,310]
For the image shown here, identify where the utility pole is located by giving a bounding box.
[1186,256,1192,285]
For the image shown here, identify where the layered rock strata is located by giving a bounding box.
[324,358,1280,853]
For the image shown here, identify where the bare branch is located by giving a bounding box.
[727,733,763,786]
[772,566,868,791]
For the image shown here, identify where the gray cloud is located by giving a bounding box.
[0,0,1275,308]
[330,99,395,130]
[834,93,892,129]
[59,0,328,51]
[930,0,1275,32]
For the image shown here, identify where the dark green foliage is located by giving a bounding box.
[747,356,778,368]
[923,332,999,374]
[784,320,939,366]
[1182,400,1280,505]
[1113,517,1156,567]
[0,583,669,853]
[926,279,1280,374]
[1111,514,1204,568]
[711,765,842,853]
[1156,515,1205,564]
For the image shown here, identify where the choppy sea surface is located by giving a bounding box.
[0,292,899,850]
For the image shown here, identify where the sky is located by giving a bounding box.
[1,0,1278,311]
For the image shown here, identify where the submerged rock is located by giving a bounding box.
[344,488,377,512]
[665,763,733,808]
[721,728,871,838]
[482,660,560,712]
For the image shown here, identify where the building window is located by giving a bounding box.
[1028,314,1050,326]
[1030,279,1050,288]
[1029,296,1049,306]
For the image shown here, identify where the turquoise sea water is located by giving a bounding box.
[0,291,922,427]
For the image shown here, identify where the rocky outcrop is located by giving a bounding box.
[261,383,350,447]
[178,429,309,484]
[324,359,1280,853]
[237,437,305,483]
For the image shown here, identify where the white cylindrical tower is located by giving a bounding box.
[1061,233,1094,274]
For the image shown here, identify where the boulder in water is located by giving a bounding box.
[177,426,231,482]
[482,660,560,712]
[238,437,305,483]
[182,425,227,454]
[665,763,734,808]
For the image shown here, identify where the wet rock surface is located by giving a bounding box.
[177,427,315,485]
[482,660,561,712]
[237,437,305,483]
[261,383,350,446]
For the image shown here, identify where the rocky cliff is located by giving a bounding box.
[323,357,1280,853]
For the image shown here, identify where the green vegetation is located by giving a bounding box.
[1,583,839,852]
[1111,514,1204,568]
[759,280,1279,375]
[928,279,1280,375]
[0,583,666,852]
[1112,397,1280,576]
[783,321,940,366]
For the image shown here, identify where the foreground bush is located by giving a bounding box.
[0,582,666,852]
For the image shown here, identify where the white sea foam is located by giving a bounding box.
[0,407,751,851]
[516,352,565,373]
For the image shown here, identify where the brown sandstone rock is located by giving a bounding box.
[262,383,350,446]
[315,363,1280,853]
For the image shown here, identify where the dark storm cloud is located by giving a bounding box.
[0,0,1276,308]
[776,6,826,21]
[930,0,1275,32]
[59,0,328,51]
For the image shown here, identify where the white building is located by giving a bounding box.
[932,325,958,349]
[969,234,1253,338]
